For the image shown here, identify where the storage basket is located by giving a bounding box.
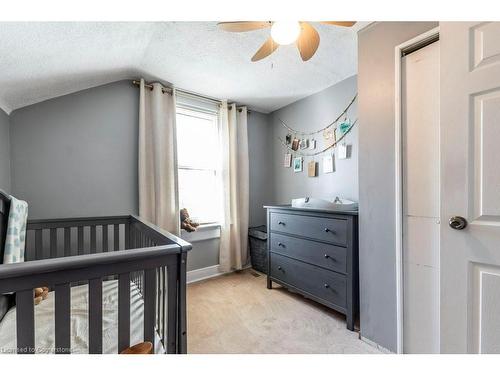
[248,225,268,274]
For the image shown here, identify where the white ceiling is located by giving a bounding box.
[0,22,366,114]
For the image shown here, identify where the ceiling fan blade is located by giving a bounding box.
[251,37,279,62]
[296,22,320,61]
[217,21,272,32]
[320,21,357,27]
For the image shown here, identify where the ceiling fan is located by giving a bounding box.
[217,21,356,62]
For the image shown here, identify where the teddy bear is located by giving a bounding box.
[34,286,49,305]
[180,208,200,232]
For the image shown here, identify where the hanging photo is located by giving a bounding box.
[285,133,292,145]
[291,138,300,151]
[338,118,351,137]
[283,153,292,167]
[308,161,318,177]
[293,157,303,172]
[309,139,316,150]
[299,138,309,149]
[338,143,349,160]
[323,153,335,174]
[323,127,336,148]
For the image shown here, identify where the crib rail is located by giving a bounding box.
[0,215,190,354]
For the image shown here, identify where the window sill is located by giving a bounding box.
[181,223,221,243]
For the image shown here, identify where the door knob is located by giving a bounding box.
[449,216,467,230]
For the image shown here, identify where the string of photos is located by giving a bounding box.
[280,94,358,177]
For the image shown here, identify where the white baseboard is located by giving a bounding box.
[360,336,394,354]
[187,263,254,284]
[187,264,225,284]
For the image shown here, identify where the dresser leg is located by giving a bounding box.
[346,314,354,331]
[267,278,272,289]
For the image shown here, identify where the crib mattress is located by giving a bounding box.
[0,280,164,354]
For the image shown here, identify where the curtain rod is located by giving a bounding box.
[131,80,250,113]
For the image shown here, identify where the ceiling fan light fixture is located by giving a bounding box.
[270,21,301,45]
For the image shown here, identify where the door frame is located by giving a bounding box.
[394,27,440,354]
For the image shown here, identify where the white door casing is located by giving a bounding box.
[440,22,500,353]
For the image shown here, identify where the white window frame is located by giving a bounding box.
[175,104,222,227]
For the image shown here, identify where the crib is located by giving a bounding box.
[0,191,191,354]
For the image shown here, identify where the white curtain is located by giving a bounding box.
[138,79,180,235]
[219,102,250,272]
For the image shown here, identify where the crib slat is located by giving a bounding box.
[125,222,130,250]
[144,269,156,345]
[24,231,32,261]
[16,290,35,354]
[50,228,57,258]
[90,225,97,254]
[114,225,120,251]
[77,227,84,255]
[178,252,188,353]
[35,229,43,260]
[156,268,161,341]
[118,273,130,353]
[64,227,71,257]
[88,278,103,354]
[103,224,108,252]
[166,265,178,353]
[55,283,71,354]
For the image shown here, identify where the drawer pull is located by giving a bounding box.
[278,221,285,225]
[277,266,283,271]
[324,283,330,289]
[324,227,333,233]
[324,254,336,262]
[278,242,285,247]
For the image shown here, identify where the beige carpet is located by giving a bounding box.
[187,269,380,354]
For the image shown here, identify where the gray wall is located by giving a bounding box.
[186,237,219,272]
[358,22,438,352]
[248,111,273,226]
[10,81,139,219]
[0,108,10,193]
[270,75,358,204]
[8,80,271,272]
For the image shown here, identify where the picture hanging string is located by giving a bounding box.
[278,94,357,136]
[278,119,358,157]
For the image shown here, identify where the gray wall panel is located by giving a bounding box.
[0,108,10,193]
[248,111,273,227]
[358,21,438,352]
[10,80,139,219]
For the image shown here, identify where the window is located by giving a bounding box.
[176,106,222,225]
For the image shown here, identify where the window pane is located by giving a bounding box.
[178,168,221,224]
[176,112,218,169]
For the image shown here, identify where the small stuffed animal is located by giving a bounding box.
[34,287,49,305]
[180,208,200,233]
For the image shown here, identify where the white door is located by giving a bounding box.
[441,22,500,353]
[402,41,440,353]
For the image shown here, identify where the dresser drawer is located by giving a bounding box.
[270,212,348,246]
[270,253,347,308]
[270,232,347,274]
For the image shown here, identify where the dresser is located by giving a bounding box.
[265,205,359,330]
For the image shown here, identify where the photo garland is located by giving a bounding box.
[277,94,358,176]
[278,118,357,157]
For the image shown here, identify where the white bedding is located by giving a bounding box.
[0,280,164,354]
